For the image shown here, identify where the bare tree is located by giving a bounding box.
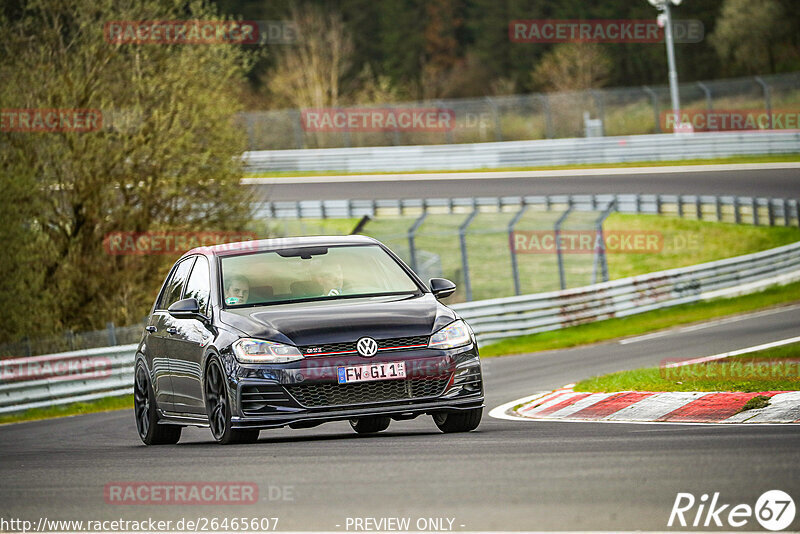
[531,43,612,93]
[266,6,354,109]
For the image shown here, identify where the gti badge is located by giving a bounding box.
[356,337,378,357]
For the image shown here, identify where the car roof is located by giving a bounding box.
[181,234,380,259]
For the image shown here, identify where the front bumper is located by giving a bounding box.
[226,345,483,430]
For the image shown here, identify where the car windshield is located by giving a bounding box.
[219,244,420,307]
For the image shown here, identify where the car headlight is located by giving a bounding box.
[232,338,304,363]
[428,320,473,350]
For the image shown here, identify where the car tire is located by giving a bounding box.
[205,358,259,445]
[349,416,391,434]
[432,408,482,433]
[134,361,182,445]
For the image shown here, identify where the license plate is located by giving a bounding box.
[337,361,406,384]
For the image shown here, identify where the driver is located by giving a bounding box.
[224,274,250,305]
[314,263,344,296]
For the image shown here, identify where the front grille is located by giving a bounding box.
[240,384,295,414]
[299,335,429,356]
[285,377,449,408]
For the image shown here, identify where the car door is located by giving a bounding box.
[167,255,214,414]
[153,257,195,412]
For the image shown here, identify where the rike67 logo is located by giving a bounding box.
[669,490,795,531]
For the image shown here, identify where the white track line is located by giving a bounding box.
[665,335,800,368]
[619,303,800,345]
[242,162,800,184]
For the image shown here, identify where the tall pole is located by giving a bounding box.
[662,2,681,123]
[648,0,683,130]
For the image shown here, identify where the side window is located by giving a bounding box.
[184,256,211,315]
[157,258,195,310]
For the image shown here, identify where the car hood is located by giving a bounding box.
[218,293,457,346]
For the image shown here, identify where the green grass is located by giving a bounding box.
[574,342,800,393]
[247,153,799,177]
[604,214,800,280]
[480,281,800,357]
[0,394,132,425]
[739,395,771,412]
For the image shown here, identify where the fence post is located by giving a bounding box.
[106,322,117,346]
[677,195,684,218]
[507,204,529,295]
[715,196,722,222]
[784,198,791,227]
[734,197,741,224]
[554,206,574,290]
[541,94,554,139]
[592,90,606,136]
[697,82,712,111]
[592,200,616,284]
[407,211,428,273]
[768,199,775,226]
[794,199,800,228]
[752,197,759,225]
[656,194,662,215]
[795,199,800,229]
[695,196,702,220]
[436,100,454,144]
[642,86,661,133]
[459,207,480,301]
[754,77,773,129]
[341,106,352,148]
[486,96,503,142]
[291,110,305,149]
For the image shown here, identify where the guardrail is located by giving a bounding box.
[243,131,800,173]
[452,240,800,343]
[255,193,800,225]
[2,240,799,415]
[0,345,136,415]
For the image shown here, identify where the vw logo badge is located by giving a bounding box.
[356,337,378,357]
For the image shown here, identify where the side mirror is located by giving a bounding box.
[429,278,456,299]
[167,297,201,319]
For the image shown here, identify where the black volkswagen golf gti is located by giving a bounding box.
[134,235,484,444]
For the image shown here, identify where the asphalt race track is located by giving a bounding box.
[249,166,800,202]
[1,305,799,531]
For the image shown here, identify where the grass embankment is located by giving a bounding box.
[0,395,132,425]
[574,342,800,393]
[247,154,800,178]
